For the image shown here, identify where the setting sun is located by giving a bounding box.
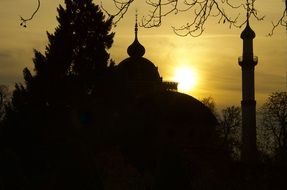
[174,66,198,93]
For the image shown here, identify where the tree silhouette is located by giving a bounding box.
[201,97,241,159]
[219,106,241,159]
[2,0,114,189]
[18,0,114,109]
[220,106,241,143]
[201,96,218,118]
[260,91,287,163]
[0,85,9,121]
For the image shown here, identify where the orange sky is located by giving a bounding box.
[0,0,286,109]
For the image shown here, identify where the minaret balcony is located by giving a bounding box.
[238,56,258,66]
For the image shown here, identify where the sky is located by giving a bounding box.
[0,0,286,109]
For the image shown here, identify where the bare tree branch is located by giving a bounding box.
[171,0,242,37]
[20,0,41,27]
[100,0,134,26]
[20,0,285,36]
[268,1,287,36]
[104,0,266,37]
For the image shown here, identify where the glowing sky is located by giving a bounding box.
[0,0,286,109]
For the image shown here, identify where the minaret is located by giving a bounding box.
[238,15,258,163]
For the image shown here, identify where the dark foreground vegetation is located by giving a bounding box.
[1,0,286,189]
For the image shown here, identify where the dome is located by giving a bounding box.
[116,21,161,82]
[127,21,145,58]
[127,38,145,57]
[124,90,218,141]
[240,21,255,39]
[146,91,218,127]
[120,90,218,170]
[117,57,161,82]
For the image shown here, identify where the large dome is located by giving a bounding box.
[117,57,161,82]
[118,90,219,171]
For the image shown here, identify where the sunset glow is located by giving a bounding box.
[174,66,198,93]
[0,0,286,107]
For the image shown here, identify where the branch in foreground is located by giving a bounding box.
[268,2,287,36]
[100,0,134,26]
[104,0,264,37]
[20,0,41,27]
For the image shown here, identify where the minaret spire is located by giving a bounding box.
[238,6,258,163]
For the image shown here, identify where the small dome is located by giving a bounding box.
[127,21,145,57]
[117,21,161,82]
[127,38,145,57]
[240,22,255,39]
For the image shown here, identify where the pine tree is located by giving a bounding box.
[44,0,114,82]
[1,1,114,188]
[23,0,114,108]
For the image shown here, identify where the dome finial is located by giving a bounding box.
[127,10,146,57]
[246,1,250,26]
[135,9,138,39]
[240,2,255,40]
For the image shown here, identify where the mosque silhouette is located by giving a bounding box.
[86,20,228,189]
[71,14,262,190]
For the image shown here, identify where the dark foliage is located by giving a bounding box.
[1,0,113,189]
[260,91,287,164]
[2,0,287,189]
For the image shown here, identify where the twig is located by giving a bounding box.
[104,0,250,37]
[100,0,134,26]
[20,0,41,27]
[268,1,287,36]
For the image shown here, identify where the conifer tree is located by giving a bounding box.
[19,0,114,109]
[1,1,114,188]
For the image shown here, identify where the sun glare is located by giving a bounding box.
[174,66,197,93]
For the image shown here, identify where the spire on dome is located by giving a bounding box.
[240,4,255,39]
[127,11,145,57]
[135,10,138,39]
